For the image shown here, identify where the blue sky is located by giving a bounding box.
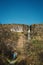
[0,0,43,25]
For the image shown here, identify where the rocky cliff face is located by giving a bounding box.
[30,24,43,41]
[0,24,30,54]
[0,24,43,55]
[0,24,43,65]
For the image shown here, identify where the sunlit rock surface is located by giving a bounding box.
[30,24,43,41]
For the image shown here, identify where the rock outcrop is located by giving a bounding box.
[0,24,30,55]
[30,24,43,41]
[0,24,43,65]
